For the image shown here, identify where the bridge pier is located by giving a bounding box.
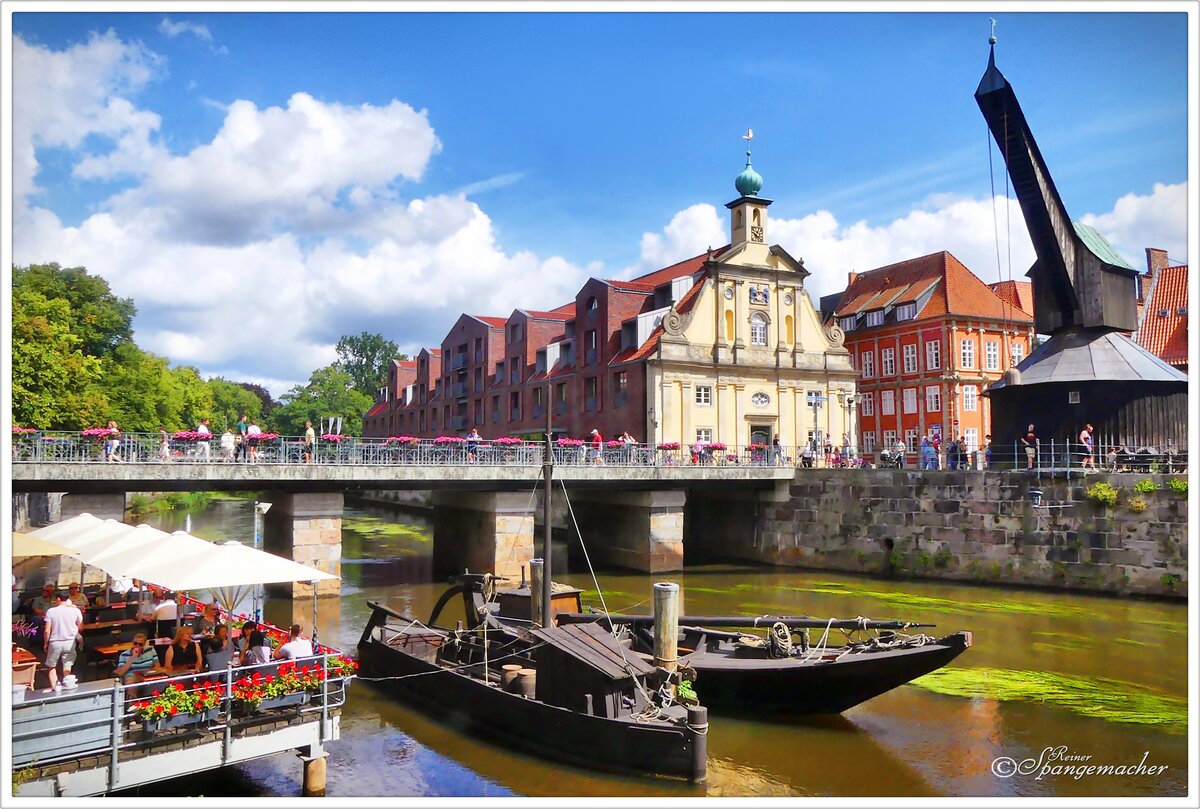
[431,491,533,580]
[261,492,342,599]
[60,493,125,522]
[567,490,687,573]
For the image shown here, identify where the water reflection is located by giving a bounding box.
[133,498,1187,798]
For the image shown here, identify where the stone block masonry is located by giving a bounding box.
[690,469,1187,598]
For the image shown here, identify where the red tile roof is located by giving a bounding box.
[549,302,576,317]
[609,278,706,365]
[1136,264,1188,367]
[365,401,387,418]
[394,359,417,369]
[524,309,574,321]
[605,280,656,292]
[833,252,1033,323]
[425,348,442,356]
[988,280,1035,317]
[472,315,507,329]
[629,249,720,287]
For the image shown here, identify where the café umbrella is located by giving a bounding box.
[11,532,77,559]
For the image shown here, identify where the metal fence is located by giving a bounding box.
[11,653,352,777]
[12,432,843,469]
[862,438,1187,473]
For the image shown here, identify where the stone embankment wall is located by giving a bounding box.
[689,470,1188,598]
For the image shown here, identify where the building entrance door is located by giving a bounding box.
[749,425,773,446]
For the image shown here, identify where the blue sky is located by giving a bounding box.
[8,8,1192,394]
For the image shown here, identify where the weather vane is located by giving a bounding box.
[989,17,997,45]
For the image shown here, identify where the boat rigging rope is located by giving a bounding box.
[360,621,552,683]
[767,621,793,659]
[558,476,659,710]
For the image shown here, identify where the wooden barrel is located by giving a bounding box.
[500,663,524,691]
[516,668,536,698]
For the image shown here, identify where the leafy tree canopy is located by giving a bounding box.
[13,263,135,357]
[335,331,401,395]
[209,378,264,431]
[272,364,373,436]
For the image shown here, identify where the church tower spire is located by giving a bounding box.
[726,128,773,246]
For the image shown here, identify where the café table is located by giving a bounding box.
[13,647,37,665]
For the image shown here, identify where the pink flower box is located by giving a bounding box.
[658,442,681,450]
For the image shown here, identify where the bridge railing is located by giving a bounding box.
[12,432,830,469]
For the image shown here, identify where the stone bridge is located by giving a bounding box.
[13,463,795,594]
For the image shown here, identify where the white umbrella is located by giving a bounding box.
[47,519,140,553]
[12,532,78,559]
[26,513,107,543]
[87,528,217,582]
[157,540,337,591]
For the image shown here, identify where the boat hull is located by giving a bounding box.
[682,632,971,715]
[357,634,706,784]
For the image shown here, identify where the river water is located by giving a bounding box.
[127,497,1187,798]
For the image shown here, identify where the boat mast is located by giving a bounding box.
[541,380,553,629]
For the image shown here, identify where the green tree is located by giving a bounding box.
[11,287,107,428]
[237,382,278,418]
[335,331,401,395]
[208,378,263,430]
[13,263,135,357]
[99,347,215,433]
[272,365,373,436]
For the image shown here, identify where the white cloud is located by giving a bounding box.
[159,17,213,42]
[12,31,164,205]
[628,184,1187,305]
[1080,182,1189,268]
[158,17,228,55]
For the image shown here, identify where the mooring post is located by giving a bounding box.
[653,581,680,671]
[529,558,544,628]
[301,752,327,797]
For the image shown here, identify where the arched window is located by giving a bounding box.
[750,313,768,346]
[785,315,795,346]
[724,310,734,342]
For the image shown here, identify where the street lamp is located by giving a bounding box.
[253,501,272,622]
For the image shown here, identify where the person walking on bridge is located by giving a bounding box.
[196,418,212,462]
[303,421,316,464]
[235,413,249,462]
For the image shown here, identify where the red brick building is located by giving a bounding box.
[823,251,1034,462]
[1134,247,1188,372]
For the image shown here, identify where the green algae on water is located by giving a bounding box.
[342,515,431,542]
[911,667,1187,735]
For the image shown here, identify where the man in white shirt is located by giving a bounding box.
[153,592,179,621]
[108,576,135,600]
[196,418,212,461]
[274,623,315,660]
[43,592,83,691]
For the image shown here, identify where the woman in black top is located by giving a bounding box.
[164,626,203,673]
[207,623,231,654]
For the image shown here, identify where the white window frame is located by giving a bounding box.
[925,339,941,371]
[881,389,895,416]
[696,428,713,443]
[695,385,713,406]
[861,392,875,417]
[865,310,885,327]
[964,428,979,453]
[749,313,768,346]
[925,385,941,413]
[985,340,1000,371]
[881,348,896,376]
[902,387,917,414]
[962,385,978,412]
[1011,343,1025,365]
[861,351,875,378]
[902,344,918,374]
[863,432,876,453]
[905,428,919,451]
[960,338,975,369]
[840,316,857,332]
[883,429,897,449]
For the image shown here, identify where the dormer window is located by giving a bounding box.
[896,303,917,321]
[865,310,885,327]
[586,297,599,318]
[839,316,857,332]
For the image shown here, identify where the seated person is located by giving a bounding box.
[136,596,158,623]
[67,582,90,609]
[162,626,204,674]
[28,582,58,641]
[207,624,232,655]
[190,603,219,636]
[237,619,257,658]
[153,591,179,622]
[241,624,273,666]
[274,623,315,660]
[114,632,162,684]
[108,576,136,602]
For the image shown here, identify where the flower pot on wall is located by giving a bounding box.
[143,707,219,734]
